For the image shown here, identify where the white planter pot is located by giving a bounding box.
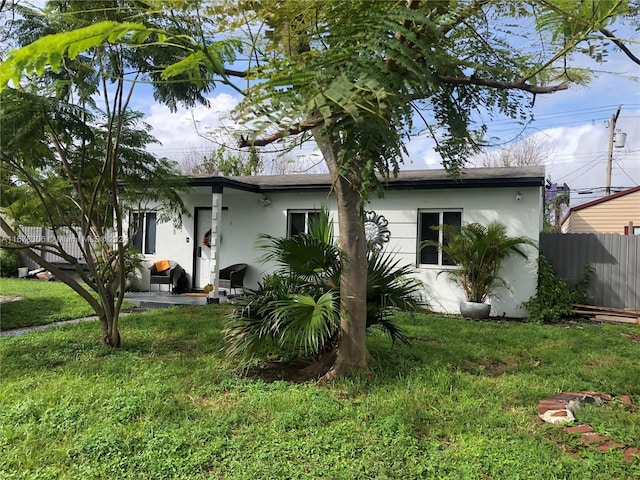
[459,301,491,319]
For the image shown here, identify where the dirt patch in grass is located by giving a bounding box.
[242,359,318,383]
[622,332,640,344]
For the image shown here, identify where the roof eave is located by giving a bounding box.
[187,174,545,193]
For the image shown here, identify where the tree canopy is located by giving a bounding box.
[0,0,222,345]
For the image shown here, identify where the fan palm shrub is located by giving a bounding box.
[225,208,424,363]
[421,221,537,304]
[365,249,423,342]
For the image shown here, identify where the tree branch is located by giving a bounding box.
[599,27,640,66]
[385,0,421,71]
[436,75,569,94]
[238,76,566,148]
[224,68,247,78]
[237,116,327,147]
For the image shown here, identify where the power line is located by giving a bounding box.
[613,158,640,184]
[555,154,606,183]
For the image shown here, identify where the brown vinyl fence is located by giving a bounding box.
[539,232,639,310]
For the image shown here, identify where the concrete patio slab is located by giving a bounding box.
[124,291,214,308]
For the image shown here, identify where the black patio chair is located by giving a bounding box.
[218,263,248,295]
[149,261,184,292]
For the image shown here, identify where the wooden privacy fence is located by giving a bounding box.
[540,232,639,310]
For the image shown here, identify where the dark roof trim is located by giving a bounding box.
[188,176,262,193]
[187,166,545,193]
[371,176,543,191]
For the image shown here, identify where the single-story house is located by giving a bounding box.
[560,186,640,234]
[135,165,545,318]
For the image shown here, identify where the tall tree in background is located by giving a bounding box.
[471,136,556,168]
[181,144,262,176]
[1,1,637,374]
[544,181,571,232]
[0,1,232,345]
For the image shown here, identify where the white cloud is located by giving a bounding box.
[403,135,441,168]
[531,112,640,205]
[142,91,330,174]
[143,93,241,160]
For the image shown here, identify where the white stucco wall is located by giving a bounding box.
[365,187,542,318]
[148,184,542,318]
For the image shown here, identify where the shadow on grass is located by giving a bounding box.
[1,297,67,330]
[1,307,229,379]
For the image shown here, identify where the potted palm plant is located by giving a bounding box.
[422,221,536,319]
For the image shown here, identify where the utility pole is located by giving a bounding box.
[605,105,622,196]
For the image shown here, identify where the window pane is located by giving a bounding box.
[442,211,461,265]
[419,212,439,264]
[144,213,157,255]
[443,211,461,228]
[131,213,143,253]
[288,212,305,237]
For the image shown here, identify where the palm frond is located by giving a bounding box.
[227,209,426,361]
[270,291,339,355]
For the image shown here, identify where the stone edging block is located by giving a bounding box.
[537,391,638,462]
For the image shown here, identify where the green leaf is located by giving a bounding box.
[161,51,204,83]
[0,21,156,90]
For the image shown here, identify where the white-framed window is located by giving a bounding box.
[131,212,157,255]
[417,209,462,266]
[287,210,321,237]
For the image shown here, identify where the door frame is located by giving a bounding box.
[192,207,211,290]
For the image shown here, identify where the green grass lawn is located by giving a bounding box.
[1,305,639,479]
[0,278,135,330]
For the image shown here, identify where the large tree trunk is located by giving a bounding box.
[314,132,369,382]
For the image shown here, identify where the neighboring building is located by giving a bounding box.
[136,166,545,318]
[561,186,640,234]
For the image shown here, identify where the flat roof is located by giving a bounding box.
[187,166,545,193]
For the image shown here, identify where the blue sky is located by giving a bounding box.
[20,0,640,207]
[129,16,639,208]
[137,54,639,207]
